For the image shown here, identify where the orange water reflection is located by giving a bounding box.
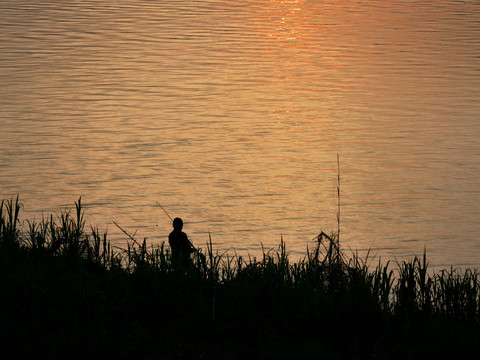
[1,0,480,268]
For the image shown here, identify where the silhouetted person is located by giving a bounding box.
[168,217,195,267]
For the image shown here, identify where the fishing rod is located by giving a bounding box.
[156,201,199,252]
[155,201,174,222]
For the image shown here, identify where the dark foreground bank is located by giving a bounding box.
[1,197,479,359]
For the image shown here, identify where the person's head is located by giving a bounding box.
[172,217,183,231]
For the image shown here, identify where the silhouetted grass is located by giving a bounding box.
[1,197,479,359]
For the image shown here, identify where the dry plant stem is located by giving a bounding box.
[112,220,142,248]
[336,153,341,263]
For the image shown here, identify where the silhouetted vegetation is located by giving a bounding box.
[1,197,479,359]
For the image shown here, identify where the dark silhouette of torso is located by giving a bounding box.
[168,218,195,263]
[168,229,194,258]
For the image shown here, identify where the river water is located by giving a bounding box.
[1,0,480,268]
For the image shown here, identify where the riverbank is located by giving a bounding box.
[1,197,479,359]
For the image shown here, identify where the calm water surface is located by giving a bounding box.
[1,0,480,268]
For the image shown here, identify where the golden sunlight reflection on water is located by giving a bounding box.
[0,0,480,268]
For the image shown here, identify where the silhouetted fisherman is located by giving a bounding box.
[168,217,195,266]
